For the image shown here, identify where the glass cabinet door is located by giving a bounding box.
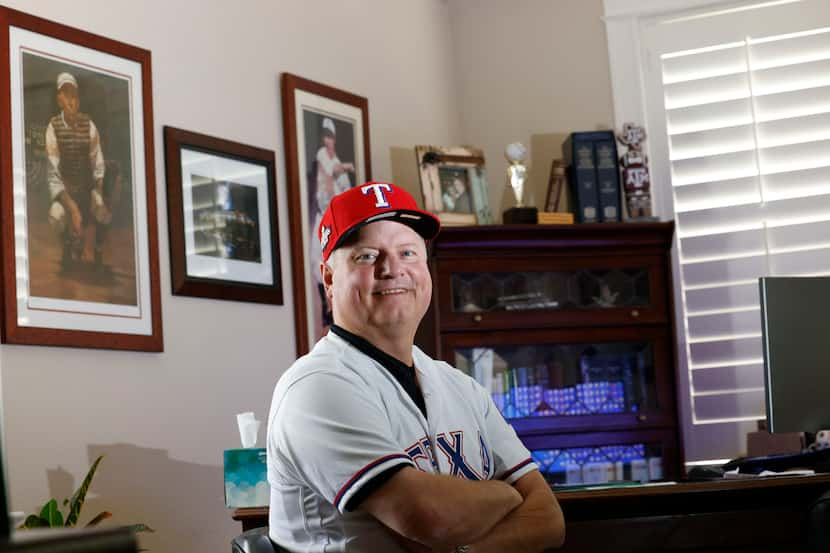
[435,256,668,330]
[451,268,649,312]
[532,442,665,485]
[520,427,680,484]
[454,341,654,419]
[443,327,675,433]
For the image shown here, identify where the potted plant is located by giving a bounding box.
[19,455,153,535]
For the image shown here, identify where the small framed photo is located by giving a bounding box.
[0,7,162,350]
[415,145,493,226]
[281,73,370,355]
[164,127,282,304]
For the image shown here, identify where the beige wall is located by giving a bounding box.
[1,1,617,552]
[0,1,458,552]
[447,0,614,215]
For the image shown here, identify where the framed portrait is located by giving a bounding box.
[0,7,162,351]
[281,73,370,356]
[415,145,493,226]
[164,127,282,305]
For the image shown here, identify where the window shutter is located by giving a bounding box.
[641,0,830,461]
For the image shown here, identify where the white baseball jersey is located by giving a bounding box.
[267,331,536,553]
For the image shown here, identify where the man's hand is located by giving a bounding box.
[361,467,522,551]
[60,192,82,235]
[465,471,565,552]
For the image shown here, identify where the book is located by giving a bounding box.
[544,159,568,212]
[593,136,621,222]
[562,132,600,223]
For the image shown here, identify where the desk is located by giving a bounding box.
[233,474,830,552]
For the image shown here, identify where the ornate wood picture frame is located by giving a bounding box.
[0,7,163,350]
[281,73,371,355]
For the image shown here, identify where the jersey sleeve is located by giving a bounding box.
[477,382,538,484]
[269,370,415,513]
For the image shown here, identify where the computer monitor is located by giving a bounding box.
[760,276,830,434]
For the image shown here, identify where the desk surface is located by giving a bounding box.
[234,474,830,552]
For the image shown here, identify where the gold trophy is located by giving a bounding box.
[503,142,538,224]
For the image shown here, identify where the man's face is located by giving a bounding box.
[323,220,431,339]
[57,84,80,118]
[323,133,335,155]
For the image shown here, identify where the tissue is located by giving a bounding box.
[236,411,261,448]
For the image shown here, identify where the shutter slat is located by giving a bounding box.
[687,310,762,341]
[667,98,754,135]
[685,282,760,313]
[694,390,765,421]
[692,362,766,393]
[681,228,766,261]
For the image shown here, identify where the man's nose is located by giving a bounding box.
[377,253,401,277]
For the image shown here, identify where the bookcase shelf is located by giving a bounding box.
[416,222,682,484]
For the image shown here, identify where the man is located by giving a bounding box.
[310,116,356,330]
[45,71,111,268]
[267,182,565,552]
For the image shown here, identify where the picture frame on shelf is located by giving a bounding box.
[415,145,492,226]
[0,7,163,351]
[163,127,282,305]
[281,72,371,356]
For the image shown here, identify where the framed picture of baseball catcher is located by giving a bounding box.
[0,7,163,351]
[281,72,371,356]
[163,126,282,305]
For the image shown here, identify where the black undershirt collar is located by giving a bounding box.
[330,324,427,419]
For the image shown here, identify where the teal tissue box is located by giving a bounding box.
[224,448,268,508]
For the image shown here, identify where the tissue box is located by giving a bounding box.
[224,448,268,508]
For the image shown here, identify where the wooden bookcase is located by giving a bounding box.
[416,222,683,483]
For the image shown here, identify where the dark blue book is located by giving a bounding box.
[562,132,600,223]
[593,135,621,222]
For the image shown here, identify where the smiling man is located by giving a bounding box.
[267,182,565,553]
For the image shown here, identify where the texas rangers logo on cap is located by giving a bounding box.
[318,181,441,261]
[361,183,392,208]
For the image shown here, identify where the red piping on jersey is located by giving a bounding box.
[500,458,533,481]
[334,454,414,510]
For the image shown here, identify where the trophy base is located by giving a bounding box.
[503,207,539,224]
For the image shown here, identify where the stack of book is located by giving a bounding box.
[561,130,621,223]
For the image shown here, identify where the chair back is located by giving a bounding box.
[231,527,288,553]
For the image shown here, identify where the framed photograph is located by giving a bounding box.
[281,73,370,355]
[164,127,282,305]
[0,7,162,350]
[415,145,493,226]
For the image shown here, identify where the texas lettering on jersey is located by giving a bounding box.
[405,431,493,480]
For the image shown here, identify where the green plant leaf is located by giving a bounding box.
[21,514,49,529]
[126,523,155,533]
[65,455,104,527]
[63,498,69,507]
[84,511,112,527]
[39,499,64,527]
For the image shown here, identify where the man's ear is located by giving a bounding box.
[321,260,334,297]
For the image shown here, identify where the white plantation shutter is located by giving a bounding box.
[639,0,830,462]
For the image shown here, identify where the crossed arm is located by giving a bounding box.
[362,467,565,552]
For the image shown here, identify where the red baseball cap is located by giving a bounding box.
[319,182,441,261]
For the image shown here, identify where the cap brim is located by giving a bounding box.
[331,209,440,254]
